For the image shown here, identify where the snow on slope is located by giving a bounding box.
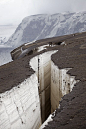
[6,11,86,47]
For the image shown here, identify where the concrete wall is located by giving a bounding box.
[0,74,41,129]
[30,50,57,122]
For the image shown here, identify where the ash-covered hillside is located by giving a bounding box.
[7,11,86,47]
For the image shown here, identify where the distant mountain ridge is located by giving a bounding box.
[7,11,86,47]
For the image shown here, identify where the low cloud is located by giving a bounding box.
[0,0,86,25]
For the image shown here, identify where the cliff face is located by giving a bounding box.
[0,32,86,129]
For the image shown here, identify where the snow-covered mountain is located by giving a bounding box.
[6,11,86,47]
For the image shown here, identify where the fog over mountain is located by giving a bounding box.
[0,0,86,25]
[0,25,17,44]
[6,11,86,47]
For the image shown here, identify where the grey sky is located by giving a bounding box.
[0,0,86,25]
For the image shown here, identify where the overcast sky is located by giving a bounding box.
[0,0,86,25]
